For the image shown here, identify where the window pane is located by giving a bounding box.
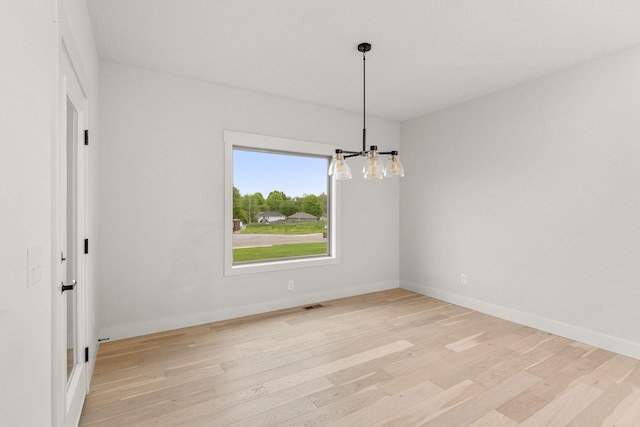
[232,148,330,264]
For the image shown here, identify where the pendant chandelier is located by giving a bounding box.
[329,42,404,180]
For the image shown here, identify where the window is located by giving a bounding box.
[224,131,340,276]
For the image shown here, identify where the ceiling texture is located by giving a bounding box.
[87,0,640,121]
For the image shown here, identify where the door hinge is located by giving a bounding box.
[84,129,89,146]
[84,238,89,254]
[85,347,89,363]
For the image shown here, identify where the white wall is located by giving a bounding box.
[0,1,98,425]
[0,2,55,425]
[400,46,640,359]
[97,61,400,340]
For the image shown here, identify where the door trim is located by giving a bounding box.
[52,7,90,426]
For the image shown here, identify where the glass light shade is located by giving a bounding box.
[363,153,385,180]
[385,154,405,177]
[328,155,337,176]
[329,153,352,180]
[334,158,352,180]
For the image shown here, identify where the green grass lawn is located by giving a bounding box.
[241,222,326,235]
[234,242,327,262]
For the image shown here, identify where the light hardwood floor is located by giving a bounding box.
[80,289,640,426]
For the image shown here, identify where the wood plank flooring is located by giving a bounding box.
[79,289,640,426]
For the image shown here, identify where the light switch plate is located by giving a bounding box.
[27,246,42,287]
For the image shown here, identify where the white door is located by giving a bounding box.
[53,46,88,427]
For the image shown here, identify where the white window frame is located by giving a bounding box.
[224,130,340,276]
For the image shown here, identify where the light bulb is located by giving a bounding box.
[363,149,384,180]
[329,150,352,180]
[385,152,404,177]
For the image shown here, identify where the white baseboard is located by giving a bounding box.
[401,280,640,360]
[99,281,399,341]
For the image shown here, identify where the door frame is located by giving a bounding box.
[52,9,90,427]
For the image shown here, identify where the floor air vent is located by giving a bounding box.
[303,304,324,310]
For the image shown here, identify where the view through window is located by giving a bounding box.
[232,148,330,264]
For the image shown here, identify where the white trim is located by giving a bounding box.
[58,10,89,99]
[53,7,91,426]
[401,280,640,360]
[101,280,400,341]
[224,130,341,276]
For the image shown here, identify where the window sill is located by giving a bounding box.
[225,254,339,276]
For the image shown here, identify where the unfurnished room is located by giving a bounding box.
[2,1,640,426]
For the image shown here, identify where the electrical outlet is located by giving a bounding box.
[460,274,468,285]
[288,280,294,290]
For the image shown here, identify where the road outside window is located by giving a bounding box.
[232,149,329,263]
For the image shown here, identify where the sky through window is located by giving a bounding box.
[233,149,328,198]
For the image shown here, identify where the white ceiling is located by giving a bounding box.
[87,0,640,121]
